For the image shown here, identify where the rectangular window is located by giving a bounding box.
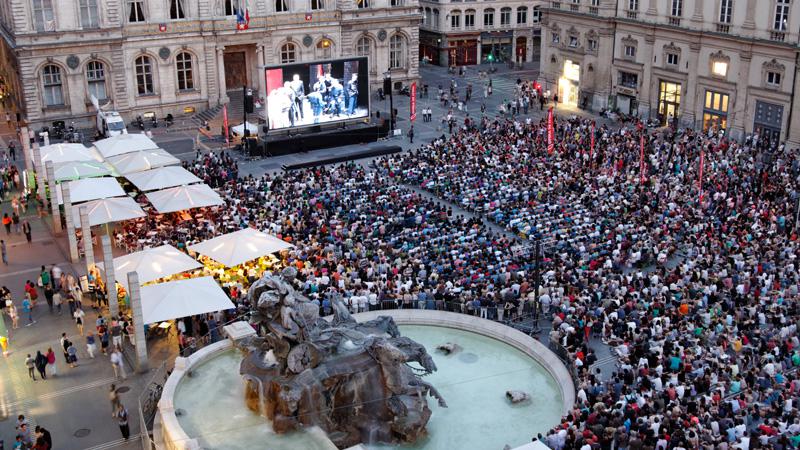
[767,71,782,86]
[517,8,526,24]
[568,36,578,47]
[666,53,679,65]
[32,0,55,31]
[225,0,244,15]
[390,0,402,5]
[465,11,475,28]
[311,0,324,9]
[588,39,597,50]
[775,0,789,30]
[127,0,146,22]
[719,0,732,23]
[628,0,638,10]
[532,6,540,22]
[484,10,494,27]
[624,45,636,58]
[451,13,460,28]
[170,0,186,19]
[276,0,288,12]
[712,61,728,77]
[619,71,638,88]
[357,0,369,8]
[552,32,559,44]
[591,0,599,5]
[79,0,99,28]
[671,0,682,17]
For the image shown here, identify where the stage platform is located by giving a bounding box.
[261,119,389,156]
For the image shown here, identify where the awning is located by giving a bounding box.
[71,196,146,226]
[107,149,180,175]
[97,244,202,291]
[59,177,126,205]
[125,166,201,192]
[139,276,235,324]
[145,184,224,214]
[188,227,293,267]
[93,133,159,159]
[53,160,112,182]
[40,143,101,165]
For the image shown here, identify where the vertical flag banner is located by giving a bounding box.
[223,104,230,144]
[698,149,705,202]
[410,82,417,122]
[639,133,645,183]
[590,121,595,163]
[547,107,555,155]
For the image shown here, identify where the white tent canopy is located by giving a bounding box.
[71,196,146,226]
[125,166,202,192]
[94,133,159,159]
[40,143,100,165]
[188,227,293,267]
[107,149,180,175]
[53,160,112,182]
[146,184,224,214]
[97,244,202,291]
[139,276,235,324]
[232,122,258,136]
[58,177,125,205]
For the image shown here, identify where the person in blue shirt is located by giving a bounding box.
[21,296,34,325]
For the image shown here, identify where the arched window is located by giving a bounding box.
[465,9,475,28]
[532,5,541,23]
[41,64,63,106]
[500,7,511,25]
[389,35,405,69]
[86,60,107,101]
[432,9,440,29]
[483,8,494,27]
[356,36,372,57]
[135,55,154,95]
[316,38,333,59]
[516,6,527,24]
[176,52,194,91]
[450,9,461,29]
[280,43,296,63]
[424,7,431,26]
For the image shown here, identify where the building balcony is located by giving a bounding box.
[667,16,681,26]
[715,23,730,33]
[770,31,786,42]
[626,10,638,19]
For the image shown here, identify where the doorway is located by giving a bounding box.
[557,60,580,106]
[224,52,247,90]
[516,37,527,63]
[658,80,681,126]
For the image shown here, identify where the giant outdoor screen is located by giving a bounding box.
[265,56,370,131]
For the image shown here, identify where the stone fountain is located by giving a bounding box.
[238,268,447,449]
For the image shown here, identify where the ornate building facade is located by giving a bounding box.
[0,0,419,128]
[540,0,800,145]
[418,0,543,66]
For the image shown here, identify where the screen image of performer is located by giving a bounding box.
[346,74,359,116]
[289,74,305,122]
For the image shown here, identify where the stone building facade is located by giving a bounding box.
[0,0,419,128]
[418,0,543,66]
[540,0,800,146]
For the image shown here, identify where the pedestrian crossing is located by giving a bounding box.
[83,434,141,450]
[0,375,118,410]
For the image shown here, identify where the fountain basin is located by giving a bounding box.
[158,310,574,450]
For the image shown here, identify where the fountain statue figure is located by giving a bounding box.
[239,267,446,448]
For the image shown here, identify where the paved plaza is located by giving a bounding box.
[0,63,618,450]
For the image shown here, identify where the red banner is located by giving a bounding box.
[698,150,705,201]
[589,121,595,163]
[223,104,229,144]
[639,133,645,183]
[410,82,417,122]
[547,107,555,155]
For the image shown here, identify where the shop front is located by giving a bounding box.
[557,59,580,107]
[419,31,443,66]
[702,90,729,133]
[447,35,479,66]
[753,100,784,146]
[481,31,513,63]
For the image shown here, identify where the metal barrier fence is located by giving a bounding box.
[138,360,169,450]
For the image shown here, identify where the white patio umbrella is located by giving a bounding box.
[71,196,146,226]
[139,276,235,324]
[40,143,100,164]
[231,122,259,136]
[58,177,126,205]
[188,227,293,267]
[53,160,112,182]
[107,149,180,175]
[93,133,159,159]
[96,244,203,291]
[145,184,224,214]
[125,166,201,192]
